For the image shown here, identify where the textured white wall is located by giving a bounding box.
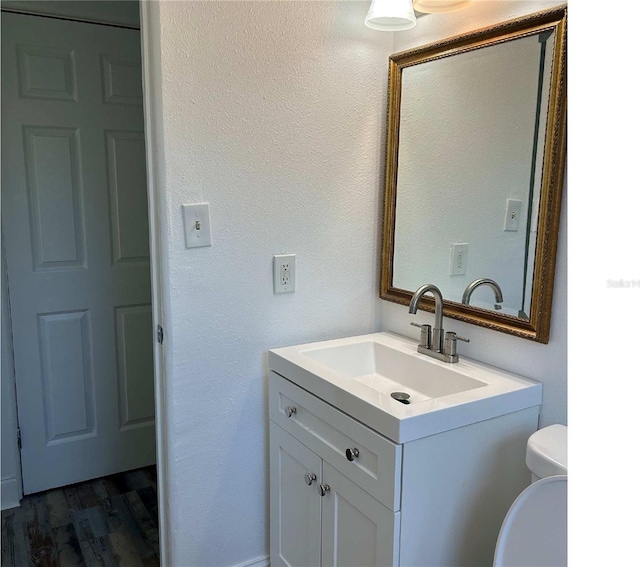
[385,0,567,428]
[150,2,391,565]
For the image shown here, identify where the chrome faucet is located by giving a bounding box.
[462,278,504,310]
[409,283,469,363]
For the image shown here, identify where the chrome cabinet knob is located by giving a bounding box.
[304,473,317,486]
[345,447,360,461]
[318,483,330,497]
[285,406,297,418]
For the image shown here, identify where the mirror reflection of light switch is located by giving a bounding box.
[504,199,523,232]
[182,203,212,248]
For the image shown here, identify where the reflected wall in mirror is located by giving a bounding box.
[380,7,566,343]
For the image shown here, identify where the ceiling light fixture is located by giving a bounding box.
[365,0,416,32]
[413,0,472,13]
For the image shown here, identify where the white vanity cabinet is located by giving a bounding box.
[269,370,540,567]
[270,425,399,567]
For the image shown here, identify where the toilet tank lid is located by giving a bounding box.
[526,424,567,477]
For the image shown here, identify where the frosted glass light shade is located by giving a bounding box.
[413,0,472,13]
[365,0,416,31]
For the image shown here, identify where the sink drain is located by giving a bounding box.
[391,392,411,405]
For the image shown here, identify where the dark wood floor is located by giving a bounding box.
[1,466,159,567]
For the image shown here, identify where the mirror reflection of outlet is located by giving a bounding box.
[450,243,468,276]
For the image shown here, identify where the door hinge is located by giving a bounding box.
[17,427,22,450]
[157,324,164,345]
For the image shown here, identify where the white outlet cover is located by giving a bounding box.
[449,243,468,276]
[182,203,212,248]
[274,254,296,293]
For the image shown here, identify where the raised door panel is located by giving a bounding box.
[270,424,322,567]
[115,304,154,430]
[106,130,150,264]
[321,462,400,567]
[38,310,95,444]
[23,126,86,270]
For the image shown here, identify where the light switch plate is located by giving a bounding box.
[504,199,523,232]
[182,203,212,248]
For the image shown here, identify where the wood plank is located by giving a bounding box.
[109,494,155,559]
[75,483,100,510]
[121,469,153,491]
[52,523,84,567]
[46,489,70,529]
[79,536,118,567]
[107,532,144,567]
[4,505,31,566]
[25,494,58,567]
[136,487,158,528]
[62,486,83,516]
[125,491,159,556]
[71,507,109,543]
[2,510,19,566]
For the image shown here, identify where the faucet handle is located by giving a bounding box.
[444,331,469,358]
[410,322,432,349]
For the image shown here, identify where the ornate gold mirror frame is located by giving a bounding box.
[380,6,567,343]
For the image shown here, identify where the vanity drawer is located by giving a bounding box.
[269,371,402,511]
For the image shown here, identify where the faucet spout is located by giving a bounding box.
[408,283,470,363]
[409,284,444,351]
[462,278,504,308]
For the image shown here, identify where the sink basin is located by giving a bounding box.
[269,332,541,443]
[301,340,485,403]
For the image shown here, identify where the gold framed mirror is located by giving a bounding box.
[380,6,567,343]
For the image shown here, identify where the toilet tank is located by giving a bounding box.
[525,424,567,481]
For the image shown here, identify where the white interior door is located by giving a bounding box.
[1,12,155,495]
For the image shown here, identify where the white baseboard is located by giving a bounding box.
[235,555,269,567]
[1,476,21,510]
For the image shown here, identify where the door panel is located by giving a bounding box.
[1,12,155,494]
[270,424,322,567]
[321,463,400,567]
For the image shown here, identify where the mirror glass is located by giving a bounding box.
[380,8,567,342]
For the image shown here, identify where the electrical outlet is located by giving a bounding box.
[273,254,296,293]
[449,243,468,276]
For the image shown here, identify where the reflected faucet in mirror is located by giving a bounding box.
[379,6,567,343]
[462,278,504,311]
[409,283,469,364]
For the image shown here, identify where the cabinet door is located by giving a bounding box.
[270,423,322,567]
[321,462,400,567]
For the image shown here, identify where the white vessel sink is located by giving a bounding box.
[269,332,542,443]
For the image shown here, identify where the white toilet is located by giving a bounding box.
[494,424,568,567]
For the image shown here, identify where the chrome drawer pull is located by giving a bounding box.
[304,473,317,486]
[345,447,360,461]
[285,406,297,418]
[318,483,330,497]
